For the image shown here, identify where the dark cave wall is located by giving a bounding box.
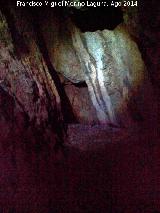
[123,0,160,90]
[138,0,160,87]
[123,0,160,126]
[0,5,67,211]
[0,1,160,212]
[119,0,160,92]
[0,5,65,143]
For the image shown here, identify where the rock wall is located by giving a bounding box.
[44,11,146,126]
[0,6,66,211]
[64,81,98,124]
[70,23,145,125]
[0,7,64,141]
[0,2,159,212]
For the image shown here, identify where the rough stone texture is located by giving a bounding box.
[120,0,160,126]
[64,83,98,124]
[0,9,61,124]
[0,7,65,211]
[138,0,160,87]
[42,11,85,83]
[121,0,160,91]
[72,23,145,125]
[0,3,160,213]
[46,14,146,126]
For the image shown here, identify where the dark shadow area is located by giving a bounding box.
[0,6,30,58]
[72,81,88,88]
[30,12,78,124]
[70,6,123,32]
[1,1,160,212]
[1,5,72,153]
[2,4,78,124]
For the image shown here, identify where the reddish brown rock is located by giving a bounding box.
[64,83,98,124]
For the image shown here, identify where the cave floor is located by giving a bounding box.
[57,123,160,212]
[66,123,149,150]
[1,123,160,213]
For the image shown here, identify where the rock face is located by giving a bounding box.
[71,24,145,125]
[45,13,145,126]
[0,2,160,213]
[0,7,66,211]
[64,83,98,124]
[0,8,63,139]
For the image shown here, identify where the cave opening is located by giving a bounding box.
[69,5,123,32]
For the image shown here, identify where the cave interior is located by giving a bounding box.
[0,0,160,212]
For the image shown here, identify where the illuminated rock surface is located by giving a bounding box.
[0,1,160,212]
[0,9,64,141]
[50,18,145,125]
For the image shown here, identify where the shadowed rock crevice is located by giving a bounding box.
[70,6,123,32]
[1,6,30,58]
[0,4,66,148]
[1,5,78,125]
[29,10,78,124]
